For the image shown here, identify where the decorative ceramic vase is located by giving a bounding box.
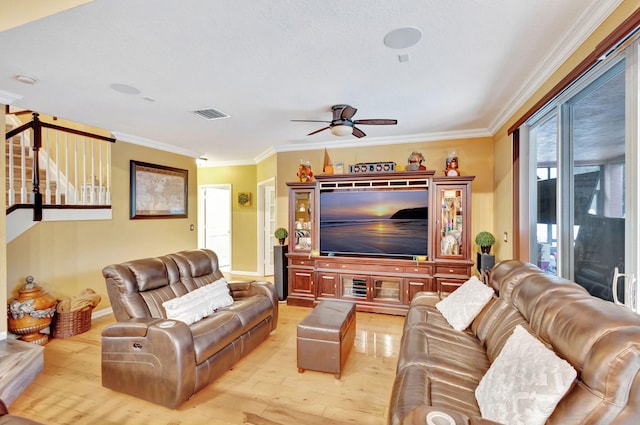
[7,276,57,345]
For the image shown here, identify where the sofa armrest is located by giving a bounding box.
[101,318,197,409]
[400,406,503,425]
[229,280,279,331]
[101,317,165,337]
[410,291,442,308]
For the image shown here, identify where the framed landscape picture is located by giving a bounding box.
[130,160,188,219]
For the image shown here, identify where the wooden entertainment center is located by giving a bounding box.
[286,171,475,315]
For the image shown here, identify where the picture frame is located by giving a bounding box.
[238,192,251,207]
[130,160,188,219]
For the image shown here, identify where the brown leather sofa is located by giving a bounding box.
[388,260,640,425]
[0,400,43,425]
[101,249,278,408]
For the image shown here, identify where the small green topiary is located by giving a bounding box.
[475,231,496,252]
[274,227,288,239]
[274,227,289,245]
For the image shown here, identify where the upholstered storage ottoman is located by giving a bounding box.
[297,300,356,379]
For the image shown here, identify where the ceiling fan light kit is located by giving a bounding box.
[330,124,352,136]
[292,104,397,138]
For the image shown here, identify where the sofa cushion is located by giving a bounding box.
[162,278,233,325]
[223,295,274,330]
[126,256,180,291]
[190,310,244,364]
[475,325,577,425]
[436,276,494,331]
[389,364,482,425]
[397,325,490,380]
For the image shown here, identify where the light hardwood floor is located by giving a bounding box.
[8,303,406,425]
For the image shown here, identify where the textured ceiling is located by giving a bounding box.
[0,0,624,164]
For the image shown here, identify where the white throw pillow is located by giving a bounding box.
[162,278,233,325]
[475,325,577,425]
[435,276,494,331]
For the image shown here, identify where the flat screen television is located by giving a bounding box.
[319,188,428,257]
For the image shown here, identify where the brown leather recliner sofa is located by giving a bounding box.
[388,260,640,425]
[0,400,44,425]
[101,249,278,408]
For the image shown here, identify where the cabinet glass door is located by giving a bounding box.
[373,277,401,303]
[439,188,464,257]
[293,190,313,252]
[342,276,368,299]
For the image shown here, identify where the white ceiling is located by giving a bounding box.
[0,0,623,165]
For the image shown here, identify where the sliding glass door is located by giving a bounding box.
[526,53,633,307]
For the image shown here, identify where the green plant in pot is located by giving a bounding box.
[475,231,496,254]
[274,227,288,245]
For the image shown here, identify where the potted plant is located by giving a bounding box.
[475,231,496,254]
[274,227,288,245]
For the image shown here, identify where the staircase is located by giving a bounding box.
[5,127,62,207]
[5,112,116,242]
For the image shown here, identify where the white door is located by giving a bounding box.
[263,184,276,275]
[199,185,231,271]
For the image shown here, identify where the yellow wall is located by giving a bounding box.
[197,165,258,273]
[257,153,277,184]
[0,0,94,31]
[492,0,640,261]
[6,140,198,315]
[276,137,495,257]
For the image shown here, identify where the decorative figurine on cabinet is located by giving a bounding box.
[406,151,426,171]
[444,156,461,176]
[297,161,314,182]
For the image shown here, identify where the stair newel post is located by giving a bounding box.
[31,112,43,221]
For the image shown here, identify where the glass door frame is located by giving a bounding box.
[522,44,638,310]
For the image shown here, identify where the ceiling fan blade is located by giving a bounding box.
[341,105,357,120]
[353,119,397,125]
[291,119,332,123]
[352,126,366,138]
[307,126,331,136]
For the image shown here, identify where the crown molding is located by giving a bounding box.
[0,90,23,105]
[488,0,623,134]
[111,131,202,158]
[275,128,492,154]
[254,146,276,164]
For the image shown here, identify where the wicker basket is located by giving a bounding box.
[52,306,92,338]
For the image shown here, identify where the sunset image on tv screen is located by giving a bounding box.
[319,190,428,256]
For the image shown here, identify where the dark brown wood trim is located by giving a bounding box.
[7,204,112,214]
[508,7,640,135]
[5,121,33,139]
[40,121,116,143]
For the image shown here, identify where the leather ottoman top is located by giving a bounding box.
[297,301,356,342]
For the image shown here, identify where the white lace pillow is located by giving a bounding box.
[435,276,494,331]
[475,325,577,425]
[162,278,233,325]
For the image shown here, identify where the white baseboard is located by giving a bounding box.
[93,307,113,319]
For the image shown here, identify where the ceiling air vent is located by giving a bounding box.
[192,108,229,120]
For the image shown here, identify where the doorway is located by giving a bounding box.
[199,184,232,272]
[258,178,276,276]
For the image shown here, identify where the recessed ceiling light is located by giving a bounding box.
[109,83,140,94]
[16,74,38,85]
[383,27,422,49]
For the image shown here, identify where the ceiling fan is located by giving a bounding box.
[292,104,397,138]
